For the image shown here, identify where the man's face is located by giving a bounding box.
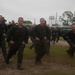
[72,25,75,32]
[40,18,45,25]
[11,20,15,25]
[18,18,24,25]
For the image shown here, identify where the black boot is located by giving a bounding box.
[35,59,42,65]
[17,64,24,70]
[5,57,9,64]
[5,55,10,64]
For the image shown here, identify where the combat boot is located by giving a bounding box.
[5,58,9,64]
[17,64,24,70]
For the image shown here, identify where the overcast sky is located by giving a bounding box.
[0,0,75,24]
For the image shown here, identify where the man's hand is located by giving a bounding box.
[3,33,6,37]
[9,40,15,44]
[35,37,40,40]
[44,36,47,40]
[22,41,25,44]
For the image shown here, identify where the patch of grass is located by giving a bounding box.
[24,43,35,58]
[43,44,75,65]
[22,43,75,65]
[59,37,64,41]
[20,42,75,68]
[42,70,75,75]
[1,42,75,75]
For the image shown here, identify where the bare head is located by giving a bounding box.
[18,17,24,26]
[40,18,46,26]
[11,20,15,25]
[53,27,56,30]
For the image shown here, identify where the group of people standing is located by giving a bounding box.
[0,15,75,70]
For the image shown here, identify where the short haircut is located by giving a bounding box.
[18,17,23,20]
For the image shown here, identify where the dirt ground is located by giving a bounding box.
[0,57,74,75]
[51,40,69,46]
[0,56,73,75]
[0,41,72,75]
